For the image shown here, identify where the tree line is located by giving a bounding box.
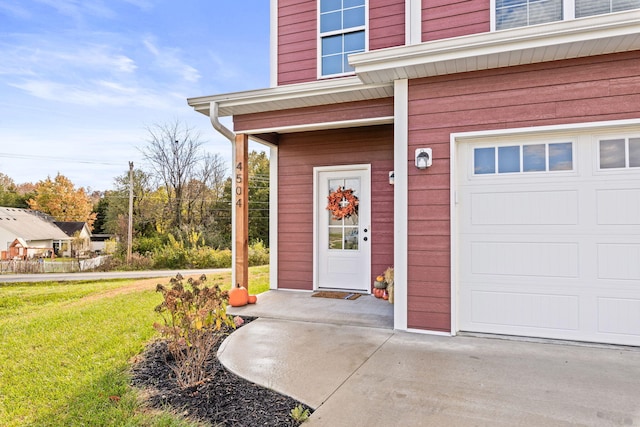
[0,120,269,259]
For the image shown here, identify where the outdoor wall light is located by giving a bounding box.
[415,148,433,169]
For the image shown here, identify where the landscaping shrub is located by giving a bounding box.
[248,240,269,266]
[153,273,235,388]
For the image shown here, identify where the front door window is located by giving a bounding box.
[327,178,360,250]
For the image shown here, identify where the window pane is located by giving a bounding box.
[321,0,342,13]
[496,5,527,29]
[600,139,626,169]
[322,54,343,75]
[549,142,572,171]
[629,138,640,167]
[344,30,365,53]
[329,228,342,250]
[344,227,359,250]
[529,0,562,25]
[344,6,365,28]
[575,0,610,17]
[322,34,342,55]
[523,144,546,172]
[474,147,495,174]
[344,0,365,8]
[613,0,640,13]
[320,11,342,32]
[498,146,520,173]
[496,0,562,30]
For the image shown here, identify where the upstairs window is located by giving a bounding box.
[319,0,366,77]
[495,0,640,30]
[576,0,640,18]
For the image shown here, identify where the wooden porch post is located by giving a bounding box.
[234,133,249,290]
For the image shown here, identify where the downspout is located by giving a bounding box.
[210,101,236,142]
[209,101,237,287]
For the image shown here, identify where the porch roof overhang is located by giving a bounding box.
[187,77,394,118]
[350,10,640,84]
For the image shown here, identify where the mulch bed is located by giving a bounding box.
[130,317,312,426]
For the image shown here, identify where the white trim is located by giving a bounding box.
[313,164,371,291]
[393,79,409,331]
[351,10,640,84]
[449,131,458,337]
[269,145,279,290]
[188,77,393,118]
[449,117,640,338]
[230,140,237,288]
[406,328,453,337]
[239,116,394,135]
[406,0,422,45]
[270,0,278,87]
[451,118,640,142]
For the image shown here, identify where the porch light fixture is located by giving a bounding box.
[415,148,433,169]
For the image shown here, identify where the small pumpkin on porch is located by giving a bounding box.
[229,286,249,307]
[248,294,257,304]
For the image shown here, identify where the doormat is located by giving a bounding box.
[312,291,362,300]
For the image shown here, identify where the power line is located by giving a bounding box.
[0,152,123,166]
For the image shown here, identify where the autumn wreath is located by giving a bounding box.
[326,186,359,220]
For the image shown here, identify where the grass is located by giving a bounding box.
[0,265,269,427]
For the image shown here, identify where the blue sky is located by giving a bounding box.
[0,0,270,191]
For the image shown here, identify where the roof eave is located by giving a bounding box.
[350,10,640,84]
[187,76,394,117]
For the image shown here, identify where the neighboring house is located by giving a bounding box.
[90,233,118,254]
[0,207,70,259]
[54,221,92,258]
[188,2,640,346]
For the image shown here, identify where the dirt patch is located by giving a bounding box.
[130,318,312,426]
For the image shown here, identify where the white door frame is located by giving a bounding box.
[313,164,371,291]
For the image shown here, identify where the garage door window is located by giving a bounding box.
[474,142,573,175]
[599,137,640,169]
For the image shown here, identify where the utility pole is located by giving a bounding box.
[127,161,134,264]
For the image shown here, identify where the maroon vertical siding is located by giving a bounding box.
[422,0,490,42]
[407,51,640,332]
[278,0,317,85]
[278,126,394,290]
[370,0,405,50]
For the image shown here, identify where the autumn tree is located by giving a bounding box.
[28,173,97,229]
[0,173,31,208]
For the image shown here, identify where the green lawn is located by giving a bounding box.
[0,265,269,426]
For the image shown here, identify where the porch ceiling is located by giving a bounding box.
[350,10,640,84]
[187,77,394,118]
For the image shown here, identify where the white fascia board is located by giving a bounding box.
[350,10,640,84]
[187,77,393,117]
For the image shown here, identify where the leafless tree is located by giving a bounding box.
[141,120,227,233]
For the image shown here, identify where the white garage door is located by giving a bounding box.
[457,129,640,346]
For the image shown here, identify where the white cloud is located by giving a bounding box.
[143,36,201,83]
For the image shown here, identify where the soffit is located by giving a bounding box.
[187,77,394,118]
[350,11,640,84]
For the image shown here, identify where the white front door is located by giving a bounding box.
[315,165,371,292]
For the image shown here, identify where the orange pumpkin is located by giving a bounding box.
[248,294,257,304]
[229,286,249,307]
[376,275,385,282]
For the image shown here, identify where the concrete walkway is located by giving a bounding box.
[220,291,640,426]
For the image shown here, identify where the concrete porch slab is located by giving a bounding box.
[226,289,393,329]
[219,318,640,426]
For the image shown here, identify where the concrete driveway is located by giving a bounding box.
[219,317,640,426]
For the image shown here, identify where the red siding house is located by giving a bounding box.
[189,1,640,346]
